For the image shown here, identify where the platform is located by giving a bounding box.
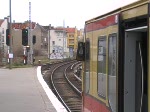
[0,66,67,112]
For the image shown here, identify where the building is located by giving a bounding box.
[49,26,69,59]
[11,22,43,57]
[44,26,84,59]
[35,24,48,56]
[66,26,82,57]
[0,18,8,64]
[0,20,48,65]
[0,16,84,64]
[77,29,84,42]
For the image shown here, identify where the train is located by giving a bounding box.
[76,0,149,112]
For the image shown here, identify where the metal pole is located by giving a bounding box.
[6,16,10,64]
[63,20,65,60]
[29,2,32,64]
[48,24,51,60]
[63,29,64,59]
[23,47,26,64]
[9,0,12,69]
[48,29,49,59]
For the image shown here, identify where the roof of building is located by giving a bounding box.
[66,28,75,33]
[54,27,65,31]
[12,22,36,29]
[36,23,47,32]
[54,26,77,33]
[0,19,4,27]
[42,26,49,30]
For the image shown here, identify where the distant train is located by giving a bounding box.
[76,0,149,112]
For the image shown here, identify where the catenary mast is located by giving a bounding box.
[29,2,33,64]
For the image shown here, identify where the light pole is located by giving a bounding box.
[26,45,30,64]
[62,28,64,60]
[9,0,12,69]
[48,24,51,60]
[29,2,32,64]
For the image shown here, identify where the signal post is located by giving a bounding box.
[9,0,13,69]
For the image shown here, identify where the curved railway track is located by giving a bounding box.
[51,61,82,112]
[65,62,82,95]
[41,60,82,112]
[72,62,82,82]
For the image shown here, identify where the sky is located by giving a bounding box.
[0,0,138,29]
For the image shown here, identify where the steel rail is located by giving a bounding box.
[64,65,82,96]
[50,60,76,112]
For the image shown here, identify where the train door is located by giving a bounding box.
[124,27,148,112]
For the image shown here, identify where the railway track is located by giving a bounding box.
[72,62,82,82]
[65,61,82,95]
[41,60,82,112]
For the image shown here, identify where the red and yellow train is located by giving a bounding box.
[77,0,149,112]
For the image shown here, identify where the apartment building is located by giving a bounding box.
[0,18,8,64]
[48,27,69,59]
[66,26,83,57]
[77,29,84,42]
[46,26,83,59]
[0,18,84,64]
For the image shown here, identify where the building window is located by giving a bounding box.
[57,32,59,36]
[52,41,55,45]
[69,34,74,38]
[57,32,62,36]
[60,32,62,36]
[69,39,74,44]
[44,38,47,41]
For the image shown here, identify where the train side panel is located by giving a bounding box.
[83,13,119,112]
[81,1,149,112]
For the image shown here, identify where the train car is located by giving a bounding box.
[76,0,149,112]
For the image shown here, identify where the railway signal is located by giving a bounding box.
[22,29,28,46]
[6,29,10,46]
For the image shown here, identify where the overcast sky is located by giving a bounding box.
[0,0,138,29]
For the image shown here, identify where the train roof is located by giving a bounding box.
[85,0,148,24]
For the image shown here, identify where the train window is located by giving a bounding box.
[108,33,117,112]
[97,36,106,99]
[85,38,90,93]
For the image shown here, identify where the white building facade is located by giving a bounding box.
[49,27,69,59]
[0,18,8,64]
